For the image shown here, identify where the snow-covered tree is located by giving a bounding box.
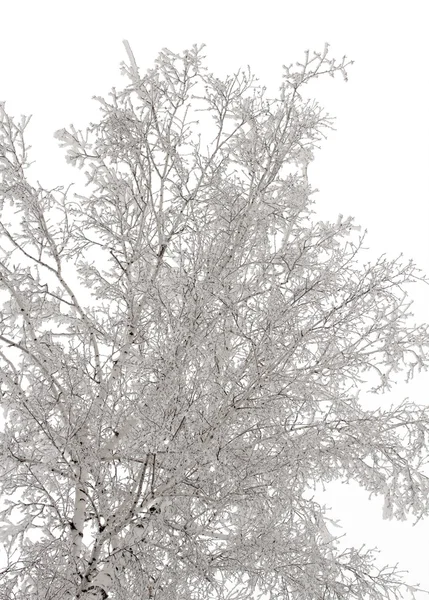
[1,42,429,600]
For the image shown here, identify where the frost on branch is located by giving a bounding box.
[0,43,428,600]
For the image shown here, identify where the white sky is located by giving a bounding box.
[1,0,428,595]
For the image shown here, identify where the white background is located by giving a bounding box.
[1,0,428,595]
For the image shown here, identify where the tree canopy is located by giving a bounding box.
[0,42,429,600]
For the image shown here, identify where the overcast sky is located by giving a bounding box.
[1,0,428,595]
